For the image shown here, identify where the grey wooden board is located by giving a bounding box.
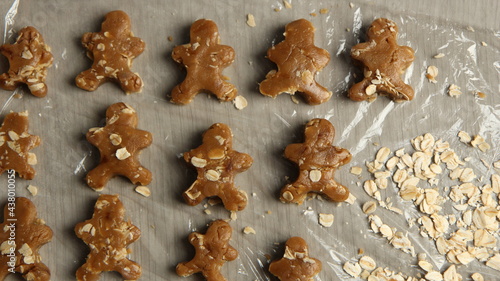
[0,0,499,280]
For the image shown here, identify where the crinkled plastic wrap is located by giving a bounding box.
[0,0,499,280]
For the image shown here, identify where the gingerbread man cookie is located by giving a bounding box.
[86,102,152,191]
[349,18,415,102]
[176,220,238,281]
[260,19,332,105]
[0,111,40,180]
[182,123,253,211]
[0,197,53,281]
[280,119,351,204]
[0,26,53,97]
[75,194,141,281]
[171,19,238,104]
[76,10,145,94]
[269,237,322,281]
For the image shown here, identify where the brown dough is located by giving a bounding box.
[280,118,351,204]
[76,10,145,94]
[269,237,322,281]
[349,18,415,102]
[171,19,237,104]
[176,220,238,281]
[0,26,53,97]
[0,111,40,180]
[86,102,152,191]
[260,19,332,105]
[0,197,53,281]
[75,194,141,281]
[182,123,253,211]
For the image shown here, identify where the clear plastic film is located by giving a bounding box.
[0,0,499,280]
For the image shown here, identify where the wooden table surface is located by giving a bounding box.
[0,0,499,280]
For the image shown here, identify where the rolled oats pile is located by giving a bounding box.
[348,132,499,280]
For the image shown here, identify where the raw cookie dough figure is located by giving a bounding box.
[176,220,238,281]
[259,19,332,105]
[76,10,145,94]
[171,19,237,104]
[0,26,53,97]
[182,123,253,211]
[349,18,415,102]
[280,119,351,204]
[86,102,152,191]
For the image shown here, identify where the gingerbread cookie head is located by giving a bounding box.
[280,119,351,204]
[0,197,53,281]
[0,111,40,180]
[76,10,145,94]
[101,10,132,37]
[259,19,332,105]
[269,237,322,281]
[176,220,238,281]
[182,123,253,211]
[85,102,152,191]
[349,18,415,102]
[170,19,238,104]
[0,26,53,97]
[75,194,141,281]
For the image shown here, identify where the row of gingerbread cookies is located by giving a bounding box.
[0,10,415,104]
[2,102,352,211]
[1,196,322,281]
[0,103,351,211]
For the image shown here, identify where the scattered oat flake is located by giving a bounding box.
[233,95,248,110]
[475,91,486,98]
[481,41,487,46]
[167,36,173,42]
[433,53,445,58]
[246,14,256,27]
[457,131,471,144]
[343,261,361,277]
[349,2,354,8]
[243,226,256,234]
[345,193,356,205]
[467,26,475,32]
[230,211,237,221]
[310,12,317,17]
[135,186,151,197]
[283,0,292,9]
[350,166,362,175]
[27,185,38,196]
[426,66,438,83]
[319,8,329,14]
[204,209,211,215]
[362,201,377,214]
[448,84,462,97]
[319,213,334,227]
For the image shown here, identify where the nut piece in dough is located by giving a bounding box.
[171,19,238,104]
[349,18,415,102]
[0,26,53,97]
[260,19,332,105]
[75,194,141,281]
[0,197,53,281]
[75,10,145,94]
[86,102,152,191]
[280,119,351,204]
[269,237,322,281]
[0,111,40,180]
[183,123,253,211]
[176,220,238,281]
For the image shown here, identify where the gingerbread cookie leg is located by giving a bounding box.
[76,69,106,92]
[85,163,114,191]
[117,70,143,94]
[171,77,201,105]
[0,72,19,91]
[183,181,208,206]
[120,162,152,186]
[218,183,247,211]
